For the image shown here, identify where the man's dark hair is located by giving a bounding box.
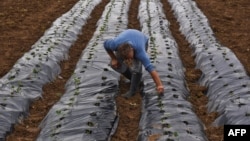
[117,43,132,59]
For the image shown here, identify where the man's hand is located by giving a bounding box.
[150,70,164,95]
[111,58,119,69]
[156,85,164,94]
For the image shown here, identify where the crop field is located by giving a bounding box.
[0,0,249,141]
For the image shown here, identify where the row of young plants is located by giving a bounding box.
[137,0,208,140]
[36,0,132,140]
[0,0,102,140]
[167,0,250,125]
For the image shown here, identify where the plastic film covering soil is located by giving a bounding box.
[36,0,131,140]
[0,0,102,140]
[136,0,208,140]
[167,0,250,126]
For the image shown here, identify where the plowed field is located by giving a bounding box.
[0,0,249,141]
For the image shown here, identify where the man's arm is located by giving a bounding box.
[106,50,116,60]
[104,39,119,69]
[106,50,119,69]
[136,51,164,94]
[150,70,164,94]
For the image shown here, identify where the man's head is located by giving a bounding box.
[118,43,134,60]
[117,43,134,66]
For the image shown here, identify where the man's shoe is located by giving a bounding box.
[122,91,135,98]
[121,72,142,99]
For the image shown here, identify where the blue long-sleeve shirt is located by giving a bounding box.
[104,29,154,72]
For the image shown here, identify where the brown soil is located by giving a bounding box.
[0,0,249,141]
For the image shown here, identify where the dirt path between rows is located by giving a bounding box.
[0,0,249,141]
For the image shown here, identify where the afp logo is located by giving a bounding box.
[224,125,250,141]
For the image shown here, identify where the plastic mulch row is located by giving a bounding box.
[36,0,132,140]
[137,0,208,140]
[167,0,250,125]
[0,0,102,140]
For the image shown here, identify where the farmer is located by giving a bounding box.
[103,29,164,98]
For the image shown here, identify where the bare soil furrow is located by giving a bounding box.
[111,0,141,140]
[0,0,79,77]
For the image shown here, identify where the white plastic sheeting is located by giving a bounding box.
[137,0,208,140]
[36,0,131,140]
[167,0,250,125]
[0,0,101,140]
